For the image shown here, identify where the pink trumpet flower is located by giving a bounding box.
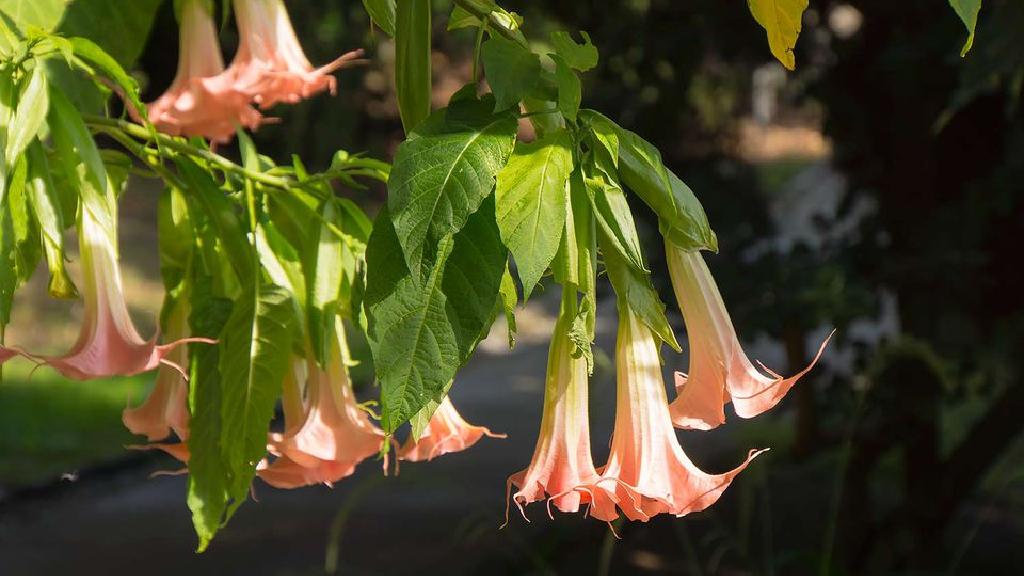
[665,243,832,430]
[398,396,505,462]
[122,302,192,442]
[507,299,613,521]
[226,0,366,109]
[35,210,211,381]
[259,324,385,489]
[143,0,263,142]
[560,308,765,522]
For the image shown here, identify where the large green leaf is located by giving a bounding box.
[395,0,431,133]
[387,96,516,282]
[580,109,717,253]
[365,197,506,433]
[495,129,573,299]
[217,281,295,518]
[949,0,982,56]
[746,0,808,70]
[481,36,541,112]
[186,274,234,553]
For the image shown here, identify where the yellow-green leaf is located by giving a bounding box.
[949,0,982,57]
[747,0,808,70]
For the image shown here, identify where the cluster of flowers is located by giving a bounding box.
[136,0,365,143]
[125,312,502,488]
[507,243,830,524]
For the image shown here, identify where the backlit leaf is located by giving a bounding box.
[495,129,574,299]
[747,0,808,70]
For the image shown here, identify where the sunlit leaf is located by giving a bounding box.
[365,198,506,433]
[481,36,541,111]
[495,129,574,299]
[746,0,808,70]
[549,30,598,72]
[387,96,516,282]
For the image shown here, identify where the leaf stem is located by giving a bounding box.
[83,115,293,190]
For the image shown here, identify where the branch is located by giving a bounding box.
[84,115,293,190]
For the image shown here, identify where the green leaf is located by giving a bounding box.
[746,0,808,70]
[57,0,162,66]
[0,0,65,35]
[387,97,516,282]
[448,1,522,32]
[481,36,541,112]
[218,280,295,519]
[25,141,75,298]
[495,129,574,299]
[580,110,717,252]
[552,55,581,122]
[47,87,115,238]
[65,36,146,120]
[549,30,598,72]
[5,63,48,165]
[365,197,506,433]
[499,265,517,349]
[175,156,253,283]
[395,0,432,133]
[949,0,982,56]
[564,172,597,370]
[582,152,646,274]
[362,0,396,37]
[600,227,680,352]
[186,274,234,553]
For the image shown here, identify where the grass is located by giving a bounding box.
[0,359,150,489]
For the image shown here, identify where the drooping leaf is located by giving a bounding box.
[481,36,541,112]
[499,265,518,349]
[365,198,506,433]
[549,30,598,72]
[186,273,234,553]
[582,151,646,274]
[387,96,516,282]
[746,0,808,70]
[218,280,295,518]
[395,0,432,133]
[949,0,982,56]
[65,36,146,120]
[362,0,396,37]
[495,129,574,299]
[552,55,581,122]
[5,63,48,165]
[25,141,75,298]
[580,109,717,252]
[600,227,680,352]
[175,156,253,283]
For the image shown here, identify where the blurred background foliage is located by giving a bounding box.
[1,0,1022,574]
